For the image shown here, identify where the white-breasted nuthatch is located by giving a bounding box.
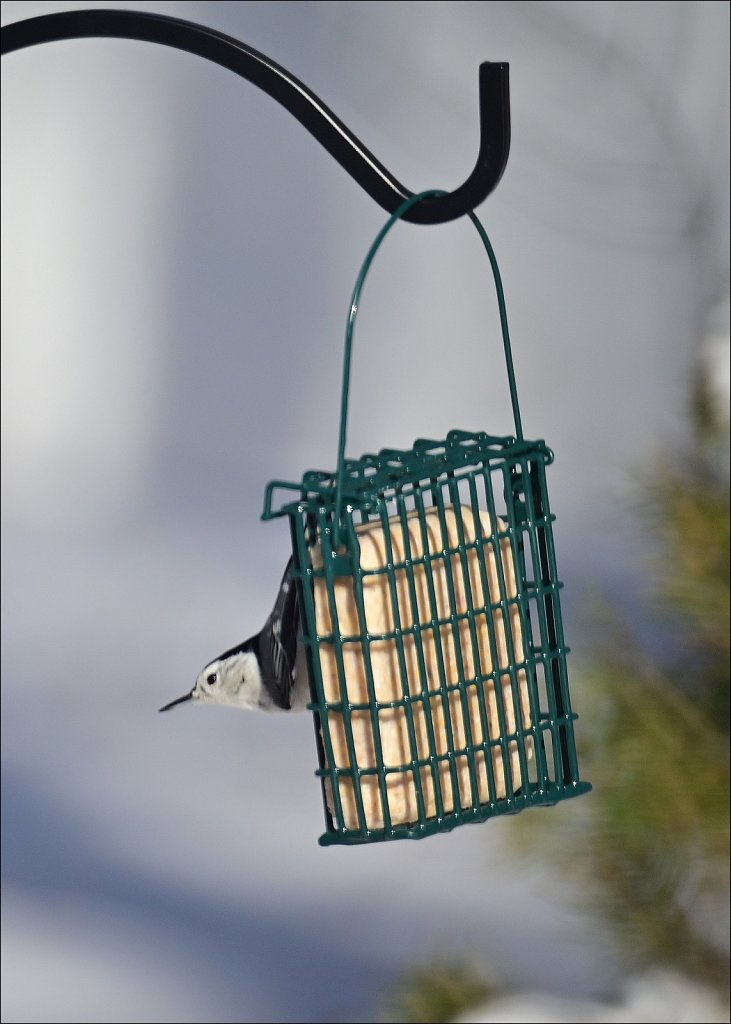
[159,558,309,714]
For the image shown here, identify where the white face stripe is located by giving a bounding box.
[194,649,271,711]
[163,641,306,715]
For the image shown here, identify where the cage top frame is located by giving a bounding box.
[263,429,554,522]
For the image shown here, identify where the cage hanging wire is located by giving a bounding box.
[263,190,591,846]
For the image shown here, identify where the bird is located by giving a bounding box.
[159,557,309,714]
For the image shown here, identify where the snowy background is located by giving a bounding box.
[2,2,729,1022]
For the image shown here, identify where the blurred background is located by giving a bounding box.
[2,2,728,1022]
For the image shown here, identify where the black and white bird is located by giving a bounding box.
[159,558,309,714]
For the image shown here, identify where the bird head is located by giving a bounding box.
[159,645,265,713]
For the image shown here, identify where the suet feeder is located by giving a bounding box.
[264,192,591,845]
[3,9,590,846]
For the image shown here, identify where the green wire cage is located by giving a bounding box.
[263,191,591,845]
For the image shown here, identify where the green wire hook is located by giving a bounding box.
[333,190,524,549]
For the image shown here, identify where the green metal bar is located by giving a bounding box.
[431,484,481,816]
[394,489,448,820]
[262,478,307,520]
[518,460,567,786]
[444,473,494,808]
[412,486,463,811]
[499,465,547,789]
[528,459,583,787]
[375,500,430,824]
[477,463,526,801]
[344,515,395,833]
[494,462,550,791]
[490,498,536,797]
[477,468,515,790]
[464,472,503,803]
[316,508,369,834]
[290,514,336,836]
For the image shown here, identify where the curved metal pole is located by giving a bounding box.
[1,8,510,224]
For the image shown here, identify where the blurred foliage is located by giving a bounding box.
[507,349,730,993]
[379,957,497,1024]
[637,362,730,728]
[571,636,729,985]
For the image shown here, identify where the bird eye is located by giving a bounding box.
[206,673,217,686]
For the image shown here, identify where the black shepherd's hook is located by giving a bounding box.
[1,8,510,224]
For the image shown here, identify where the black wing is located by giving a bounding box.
[257,557,300,709]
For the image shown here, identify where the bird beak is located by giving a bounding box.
[158,690,194,712]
